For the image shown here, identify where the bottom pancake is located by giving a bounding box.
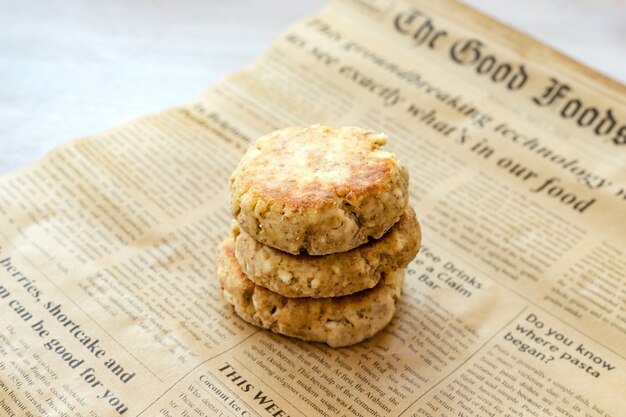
[216,238,404,347]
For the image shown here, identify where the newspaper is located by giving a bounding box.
[0,0,624,416]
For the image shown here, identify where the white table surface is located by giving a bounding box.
[1,0,624,176]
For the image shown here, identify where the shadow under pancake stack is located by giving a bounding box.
[216,125,421,347]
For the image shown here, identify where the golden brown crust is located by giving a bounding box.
[229,125,409,255]
[233,207,420,298]
[216,238,404,348]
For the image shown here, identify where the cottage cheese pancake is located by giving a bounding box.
[233,207,420,298]
[216,239,404,347]
[229,125,409,255]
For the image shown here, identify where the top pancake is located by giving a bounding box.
[230,125,409,255]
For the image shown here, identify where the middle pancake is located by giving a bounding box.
[233,207,420,298]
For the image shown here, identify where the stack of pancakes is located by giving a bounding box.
[216,126,421,347]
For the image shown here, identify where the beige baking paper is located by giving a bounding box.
[0,0,624,416]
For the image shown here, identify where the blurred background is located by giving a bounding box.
[1,0,625,175]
